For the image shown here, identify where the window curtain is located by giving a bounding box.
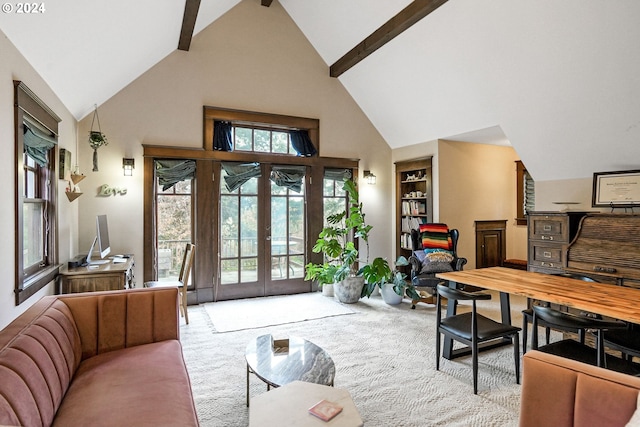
[23,121,57,167]
[155,159,196,191]
[290,130,317,157]
[324,168,352,181]
[270,165,306,193]
[213,120,233,151]
[221,162,261,192]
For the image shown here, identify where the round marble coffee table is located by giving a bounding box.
[245,334,335,406]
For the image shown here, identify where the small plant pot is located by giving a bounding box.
[381,283,403,305]
[321,283,334,297]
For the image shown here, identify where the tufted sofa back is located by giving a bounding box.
[0,298,82,427]
[0,287,179,427]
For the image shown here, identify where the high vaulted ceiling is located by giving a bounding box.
[1,0,639,181]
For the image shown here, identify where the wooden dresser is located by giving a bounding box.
[58,256,135,294]
[527,212,589,274]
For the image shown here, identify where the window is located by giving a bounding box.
[234,127,295,154]
[516,160,535,225]
[14,81,60,305]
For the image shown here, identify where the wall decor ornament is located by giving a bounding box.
[88,104,108,171]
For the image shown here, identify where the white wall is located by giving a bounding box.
[75,0,393,283]
[0,32,77,329]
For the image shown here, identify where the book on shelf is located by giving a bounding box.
[308,399,343,421]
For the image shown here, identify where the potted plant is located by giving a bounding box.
[305,179,377,303]
[304,263,338,297]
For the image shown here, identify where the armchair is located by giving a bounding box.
[408,226,467,308]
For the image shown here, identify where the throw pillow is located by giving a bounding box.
[420,251,454,274]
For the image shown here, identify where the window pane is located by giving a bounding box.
[235,127,252,151]
[254,129,270,152]
[157,192,192,280]
[25,170,36,198]
[240,196,257,257]
[241,258,257,283]
[220,196,239,257]
[289,255,304,278]
[272,132,289,154]
[174,180,192,194]
[221,259,238,284]
[23,202,44,270]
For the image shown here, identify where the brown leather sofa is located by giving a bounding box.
[520,350,640,427]
[0,287,199,427]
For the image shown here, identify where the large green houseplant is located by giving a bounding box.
[305,179,390,303]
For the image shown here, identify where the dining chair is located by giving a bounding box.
[521,273,597,353]
[531,304,628,370]
[603,323,640,363]
[144,243,196,324]
[435,284,521,394]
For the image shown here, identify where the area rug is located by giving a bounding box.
[203,292,357,332]
[182,292,551,426]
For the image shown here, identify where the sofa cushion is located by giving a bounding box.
[420,251,454,274]
[53,340,198,427]
[418,223,452,250]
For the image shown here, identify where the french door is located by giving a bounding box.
[216,163,309,300]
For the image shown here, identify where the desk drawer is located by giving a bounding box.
[529,242,565,270]
[528,215,569,242]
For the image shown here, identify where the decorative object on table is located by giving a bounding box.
[305,179,386,304]
[308,399,343,421]
[88,104,108,171]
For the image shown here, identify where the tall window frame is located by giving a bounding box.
[516,160,535,225]
[14,81,60,305]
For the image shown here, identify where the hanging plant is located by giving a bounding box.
[88,105,108,171]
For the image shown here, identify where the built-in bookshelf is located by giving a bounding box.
[395,158,433,259]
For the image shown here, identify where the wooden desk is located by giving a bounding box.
[58,256,135,294]
[436,267,640,359]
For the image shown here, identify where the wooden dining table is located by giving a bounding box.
[436,267,640,360]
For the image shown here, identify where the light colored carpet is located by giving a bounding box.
[203,293,357,332]
[181,291,549,427]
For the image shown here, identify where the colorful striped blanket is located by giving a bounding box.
[418,223,452,251]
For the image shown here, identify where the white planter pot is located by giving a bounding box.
[334,277,364,304]
[321,283,334,297]
[381,283,403,305]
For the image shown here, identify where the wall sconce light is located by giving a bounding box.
[364,170,376,185]
[122,158,135,176]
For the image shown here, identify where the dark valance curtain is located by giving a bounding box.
[324,168,352,182]
[23,121,57,167]
[270,165,306,193]
[290,130,317,157]
[155,159,196,191]
[213,120,233,151]
[221,162,261,192]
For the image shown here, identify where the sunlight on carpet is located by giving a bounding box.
[203,293,357,332]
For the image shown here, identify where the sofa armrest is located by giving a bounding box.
[59,287,180,360]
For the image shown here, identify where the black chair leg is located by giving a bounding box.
[545,327,551,345]
[522,316,528,354]
[472,339,479,395]
[514,333,520,384]
[435,331,441,371]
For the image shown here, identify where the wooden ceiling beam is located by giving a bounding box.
[178,0,202,51]
[261,0,274,6]
[330,0,448,78]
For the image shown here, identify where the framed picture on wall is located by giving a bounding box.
[592,170,640,207]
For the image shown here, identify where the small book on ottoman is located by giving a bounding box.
[308,399,343,421]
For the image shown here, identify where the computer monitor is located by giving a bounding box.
[86,214,111,265]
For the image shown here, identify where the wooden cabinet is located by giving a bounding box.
[395,158,432,259]
[58,256,135,294]
[527,212,587,274]
[475,220,506,269]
